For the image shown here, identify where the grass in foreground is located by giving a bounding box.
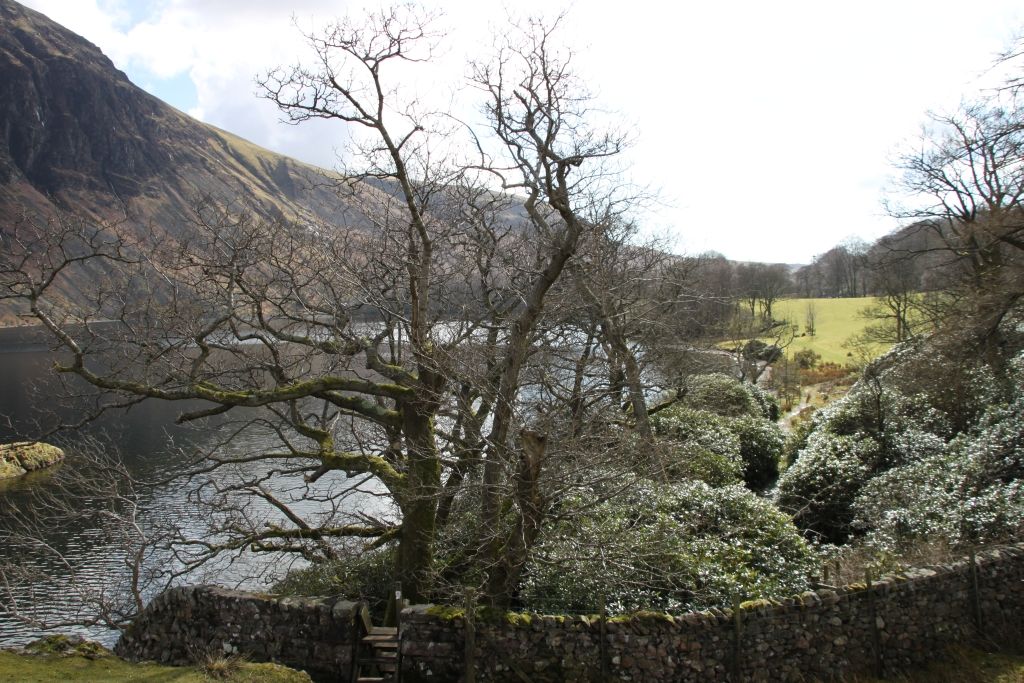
[0,650,311,683]
[3,638,1020,682]
[844,647,1024,682]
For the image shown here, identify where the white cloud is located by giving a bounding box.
[18,0,1024,262]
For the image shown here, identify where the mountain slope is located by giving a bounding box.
[0,0,360,237]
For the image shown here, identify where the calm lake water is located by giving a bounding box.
[0,333,388,647]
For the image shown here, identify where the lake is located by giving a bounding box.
[0,332,389,647]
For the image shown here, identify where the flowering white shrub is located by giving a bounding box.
[674,373,768,419]
[776,430,876,543]
[748,381,782,421]
[653,374,784,490]
[780,333,1024,550]
[659,437,743,487]
[520,478,816,613]
[653,408,742,462]
[653,407,745,485]
[730,414,785,490]
[855,390,1024,551]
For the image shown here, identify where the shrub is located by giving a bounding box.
[675,373,762,419]
[776,368,957,544]
[653,408,744,486]
[654,381,783,490]
[854,393,1024,551]
[793,349,821,370]
[882,341,1005,435]
[521,478,816,613]
[747,381,781,421]
[775,430,876,543]
[743,339,783,364]
[783,333,1024,549]
[653,407,741,461]
[657,439,742,486]
[781,418,814,469]
[798,362,854,385]
[273,548,395,616]
[730,414,784,490]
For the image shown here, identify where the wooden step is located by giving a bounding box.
[355,621,399,683]
[364,650,398,659]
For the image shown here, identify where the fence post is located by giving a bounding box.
[866,569,883,678]
[731,593,743,682]
[969,548,983,634]
[384,582,403,627]
[349,605,361,683]
[397,596,409,683]
[394,583,404,634]
[599,594,608,683]
[464,587,477,683]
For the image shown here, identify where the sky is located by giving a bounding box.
[19,0,1024,264]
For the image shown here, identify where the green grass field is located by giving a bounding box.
[771,296,889,365]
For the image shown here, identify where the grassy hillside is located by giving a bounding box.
[772,296,888,365]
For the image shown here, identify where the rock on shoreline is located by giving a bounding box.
[0,442,65,479]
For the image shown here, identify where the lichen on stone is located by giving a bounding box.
[740,598,781,611]
[503,611,533,627]
[0,441,65,479]
[424,605,465,621]
[23,635,111,659]
[609,610,675,625]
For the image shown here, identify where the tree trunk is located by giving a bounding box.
[393,373,443,607]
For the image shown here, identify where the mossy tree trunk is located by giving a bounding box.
[393,367,444,606]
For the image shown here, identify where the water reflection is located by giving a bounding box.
[0,341,392,646]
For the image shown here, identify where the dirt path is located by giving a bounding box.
[778,380,853,432]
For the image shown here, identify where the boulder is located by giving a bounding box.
[0,441,65,479]
[0,457,26,479]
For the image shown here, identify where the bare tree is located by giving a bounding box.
[1,7,640,612]
[465,14,636,605]
[804,301,817,337]
[887,97,1024,342]
[568,226,670,437]
[0,443,181,634]
[890,103,1024,268]
[859,237,926,344]
[756,263,791,321]
[734,263,760,319]
[733,262,792,322]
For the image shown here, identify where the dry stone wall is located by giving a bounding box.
[113,585,359,679]
[400,544,1024,682]
[115,544,1024,682]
